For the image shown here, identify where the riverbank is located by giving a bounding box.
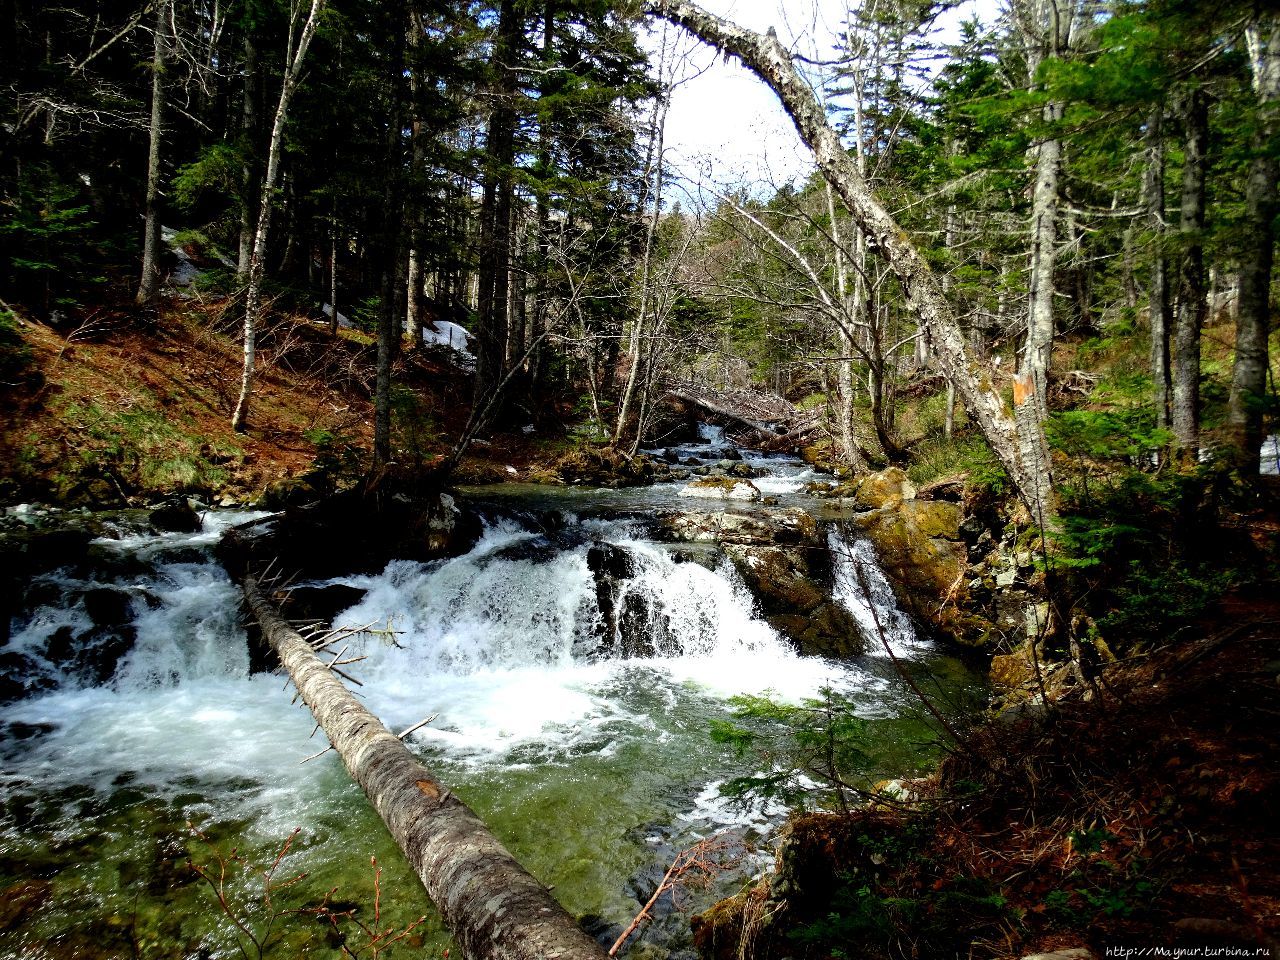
[0,301,585,508]
[692,585,1280,959]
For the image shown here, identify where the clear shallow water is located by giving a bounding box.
[462,424,834,517]
[0,482,981,958]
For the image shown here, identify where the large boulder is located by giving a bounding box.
[285,583,367,624]
[554,448,658,487]
[851,499,990,645]
[149,496,202,533]
[723,543,864,658]
[678,476,761,501]
[659,508,862,658]
[218,487,478,580]
[586,542,656,658]
[660,508,817,547]
[852,467,917,510]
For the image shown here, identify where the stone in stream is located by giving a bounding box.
[285,583,368,624]
[658,508,865,658]
[81,586,135,628]
[849,495,995,645]
[0,651,55,703]
[678,477,761,501]
[40,622,136,686]
[587,542,657,658]
[724,543,864,659]
[148,496,202,533]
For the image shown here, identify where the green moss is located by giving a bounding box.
[39,395,241,498]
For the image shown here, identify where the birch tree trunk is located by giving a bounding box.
[644,0,1056,525]
[1013,0,1076,524]
[404,0,426,351]
[136,0,169,304]
[614,32,671,447]
[237,32,258,280]
[824,181,865,471]
[231,0,326,432]
[1172,86,1209,454]
[1227,16,1280,473]
[242,578,609,960]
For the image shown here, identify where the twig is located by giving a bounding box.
[300,745,334,764]
[396,714,438,740]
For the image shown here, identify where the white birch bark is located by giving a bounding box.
[231,0,326,432]
[136,0,169,304]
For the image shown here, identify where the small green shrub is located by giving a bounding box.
[306,428,365,493]
[711,687,876,814]
[390,385,438,469]
[1047,409,1233,646]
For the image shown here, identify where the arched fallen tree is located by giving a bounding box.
[242,576,609,960]
[642,0,1057,528]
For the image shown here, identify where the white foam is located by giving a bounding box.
[829,530,929,658]
[292,524,883,763]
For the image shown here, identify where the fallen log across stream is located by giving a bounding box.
[242,576,609,960]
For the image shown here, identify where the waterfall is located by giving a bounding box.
[0,506,970,956]
[313,518,859,759]
[697,422,726,444]
[828,528,927,658]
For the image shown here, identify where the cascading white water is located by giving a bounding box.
[312,518,866,761]
[0,496,961,956]
[696,423,726,444]
[828,528,928,658]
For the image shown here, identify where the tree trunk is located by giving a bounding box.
[242,578,609,960]
[473,0,521,414]
[231,0,326,432]
[136,0,168,304]
[1023,110,1061,418]
[329,217,340,337]
[1172,86,1209,454]
[825,182,864,471]
[404,0,427,351]
[237,31,258,280]
[374,11,408,470]
[644,0,1056,525]
[1227,16,1280,473]
[614,48,670,447]
[1144,108,1173,431]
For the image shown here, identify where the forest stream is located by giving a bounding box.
[0,428,983,959]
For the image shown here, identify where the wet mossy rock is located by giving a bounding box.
[723,543,864,658]
[660,508,818,546]
[678,475,761,501]
[852,495,985,645]
[218,488,476,580]
[554,448,658,487]
[260,472,324,509]
[660,508,862,657]
[148,496,202,532]
[852,466,917,509]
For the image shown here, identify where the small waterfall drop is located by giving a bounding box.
[315,518,855,760]
[0,502,973,958]
[828,528,927,658]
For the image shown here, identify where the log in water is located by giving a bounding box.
[244,575,608,960]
